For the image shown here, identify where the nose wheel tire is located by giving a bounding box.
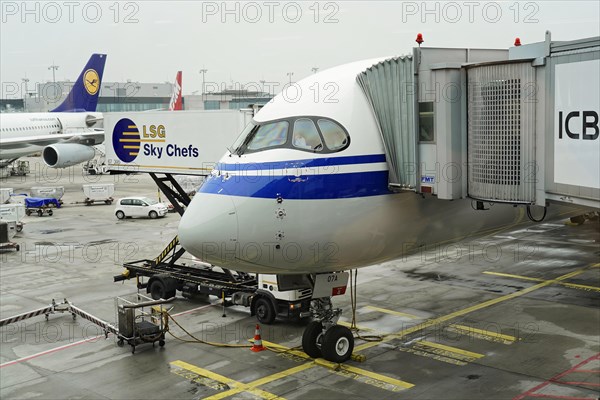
[321,325,354,363]
[302,321,324,358]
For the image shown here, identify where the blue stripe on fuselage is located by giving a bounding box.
[215,154,387,172]
[201,154,392,199]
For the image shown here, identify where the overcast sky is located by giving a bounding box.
[1,1,599,98]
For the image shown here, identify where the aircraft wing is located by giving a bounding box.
[0,130,105,150]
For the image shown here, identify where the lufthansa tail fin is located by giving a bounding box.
[168,71,183,111]
[51,54,107,112]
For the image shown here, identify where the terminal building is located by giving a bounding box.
[1,82,272,113]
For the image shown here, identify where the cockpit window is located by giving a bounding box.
[317,119,349,151]
[230,121,256,154]
[246,121,289,151]
[230,116,350,155]
[293,118,323,151]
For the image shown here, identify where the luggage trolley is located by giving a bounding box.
[25,197,61,217]
[115,294,173,353]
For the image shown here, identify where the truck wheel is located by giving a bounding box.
[105,200,112,205]
[149,211,158,219]
[150,280,167,300]
[37,210,43,217]
[116,211,125,220]
[26,210,31,216]
[48,210,53,216]
[302,321,323,358]
[16,225,22,232]
[149,278,176,300]
[321,325,354,363]
[255,297,276,325]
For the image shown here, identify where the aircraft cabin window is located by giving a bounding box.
[293,118,323,151]
[317,119,349,151]
[246,121,289,151]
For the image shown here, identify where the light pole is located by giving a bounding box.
[311,67,319,74]
[259,80,266,95]
[48,63,59,84]
[48,63,59,102]
[199,68,208,100]
[21,78,29,111]
[286,72,294,85]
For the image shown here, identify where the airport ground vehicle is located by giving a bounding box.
[115,197,168,219]
[116,256,312,324]
[24,197,60,217]
[115,294,171,353]
[0,203,25,232]
[83,183,114,205]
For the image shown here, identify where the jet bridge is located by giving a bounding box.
[357,33,600,209]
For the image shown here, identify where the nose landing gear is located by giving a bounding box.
[302,297,354,363]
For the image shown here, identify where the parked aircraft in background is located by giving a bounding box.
[0,54,106,168]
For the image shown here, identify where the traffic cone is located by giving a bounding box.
[251,324,266,352]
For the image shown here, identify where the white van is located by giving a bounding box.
[115,197,168,219]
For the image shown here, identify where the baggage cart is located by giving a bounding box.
[82,183,115,205]
[25,197,61,217]
[115,294,172,354]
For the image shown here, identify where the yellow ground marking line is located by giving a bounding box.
[262,340,414,390]
[417,340,484,360]
[338,320,373,332]
[205,363,315,400]
[170,360,283,400]
[355,264,597,353]
[365,306,420,319]
[448,324,517,344]
[484,271,600,292]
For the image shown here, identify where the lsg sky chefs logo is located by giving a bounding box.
[112,118,199,163]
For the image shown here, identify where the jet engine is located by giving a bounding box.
[43,143,96,168]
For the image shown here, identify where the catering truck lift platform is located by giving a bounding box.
[113,172,313,325]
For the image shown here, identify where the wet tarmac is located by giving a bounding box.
[1,157,599,400]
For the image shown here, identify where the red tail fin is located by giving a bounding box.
[168,71,183,111]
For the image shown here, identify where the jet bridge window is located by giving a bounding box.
[419,102,434,142]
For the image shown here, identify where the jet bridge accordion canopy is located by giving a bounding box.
[357,56,416,191]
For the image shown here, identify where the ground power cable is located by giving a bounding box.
[349,269,383,343]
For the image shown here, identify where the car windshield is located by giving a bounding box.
[141,197,158,205]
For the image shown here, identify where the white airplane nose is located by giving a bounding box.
[178,192,238,265]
